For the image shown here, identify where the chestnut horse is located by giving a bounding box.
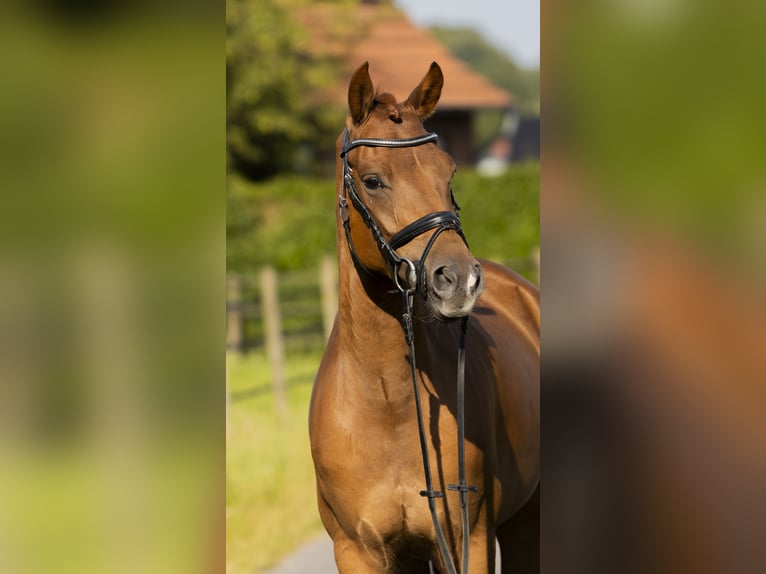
[309,62,539,573]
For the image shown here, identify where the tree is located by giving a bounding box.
[226,0,345,180]
[430,26,539,116]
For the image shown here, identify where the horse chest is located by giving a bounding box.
[321,431,453,543]
[316,385,483,533]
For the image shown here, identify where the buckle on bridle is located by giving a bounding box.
[393,257,417,293]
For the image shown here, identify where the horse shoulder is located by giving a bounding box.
[473,259,540,512]
[476,258,539,349]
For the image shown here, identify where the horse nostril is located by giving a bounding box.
[469,263,483,295]
[432,265,457,298]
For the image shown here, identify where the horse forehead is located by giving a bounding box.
[354,123,452,167]
[352,105,455,173]
[358,94,419,134]
[356,143,452,182]
[361,113,423,139]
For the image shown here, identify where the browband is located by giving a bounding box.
[340,133,439,157]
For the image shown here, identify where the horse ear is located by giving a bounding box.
[348,62,375,126]
[406,61,443,120]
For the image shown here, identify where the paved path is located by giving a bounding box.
[264,535,502,573]
[264,535,337,574]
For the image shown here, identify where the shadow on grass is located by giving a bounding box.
[230,373,315,402]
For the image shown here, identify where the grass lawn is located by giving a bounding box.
[226,350,325,574]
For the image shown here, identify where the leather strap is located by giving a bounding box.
[447,316,477,574]
[340,132,439,156]
[402,290,459,574]
[389,211,464,250]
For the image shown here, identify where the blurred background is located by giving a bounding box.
[226,1,539,572]
[542,1,766,573]
[0,2,223,574]
[2,0,765,573]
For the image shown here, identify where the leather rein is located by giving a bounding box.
[339,128,477,574]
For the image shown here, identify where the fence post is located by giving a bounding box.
[319,255,338,342]
[226,274,243,354]
[260,266,288,420]
[531,246,540,285]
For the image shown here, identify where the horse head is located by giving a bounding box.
[338,61,484,320]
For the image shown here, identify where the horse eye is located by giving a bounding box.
[362,176,382,191]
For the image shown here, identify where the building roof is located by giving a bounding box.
[296,4,512,110]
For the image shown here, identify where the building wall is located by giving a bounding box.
[425,110,475,166]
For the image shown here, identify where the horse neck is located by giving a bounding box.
[335,237,436,401]
[337,249,407,363]
[332,160,433,402]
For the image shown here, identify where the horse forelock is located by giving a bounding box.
[372,91,403,124]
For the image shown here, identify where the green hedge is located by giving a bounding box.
[227,163,539,279]
[452,164,540,266]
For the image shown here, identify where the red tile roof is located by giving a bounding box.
[296,4,512,110]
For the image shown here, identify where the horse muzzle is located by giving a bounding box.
[426,257,484,319]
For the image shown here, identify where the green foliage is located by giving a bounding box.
[226,0,345,180]
[454,163,540,270]
[430,26,540,117]
[227,174,337,272]
[227,164,539,279]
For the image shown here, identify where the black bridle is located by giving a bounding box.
[339,128,466,294]
[339,128,477,574]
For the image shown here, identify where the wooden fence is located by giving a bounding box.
[226,255,337,356]
[226,249,539,356]
[227,251,538,417]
